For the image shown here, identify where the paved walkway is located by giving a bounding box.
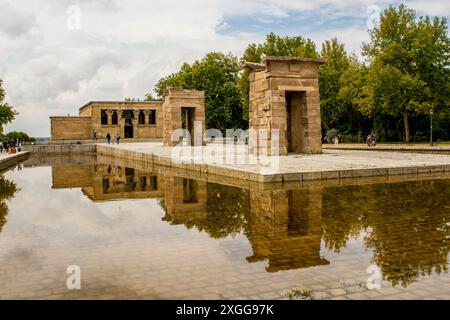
[96,142,450,182]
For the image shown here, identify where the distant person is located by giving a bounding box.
[334,136,339,146]
[106,133,111,144]
[367,133,377,147]
[93,130,97,141]
[116,133,120,145]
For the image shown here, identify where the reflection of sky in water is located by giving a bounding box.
[0,162,449,299]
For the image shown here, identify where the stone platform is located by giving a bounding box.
[96,142,450,183]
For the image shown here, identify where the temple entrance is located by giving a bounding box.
[286,91,305,153]
[124,119,134,138]
[123,110,134,139]
[162,88,205,147]
[181,107,195,145]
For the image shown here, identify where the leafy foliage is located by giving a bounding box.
[361,4,450,141]
[2,131,35,142]
[238,33,318,121]
[0,80,18,134]
[155,52,245,130]
[146,5,449,142]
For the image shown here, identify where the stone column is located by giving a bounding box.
[106,110,113,126]
[132,110,139,139]
[118,110,125,139]
[144,110,150,125]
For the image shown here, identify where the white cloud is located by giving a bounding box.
[0,0,447,136]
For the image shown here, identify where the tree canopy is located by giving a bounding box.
[154,52,245,130]
[2,131,35,142]
[146,4,449,142]
[361,4,450,141]
[238,33,318,121]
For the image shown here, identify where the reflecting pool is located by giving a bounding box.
[0,155,449,300]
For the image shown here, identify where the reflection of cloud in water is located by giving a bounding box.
[3,167,170,246]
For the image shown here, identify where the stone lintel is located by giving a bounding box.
[263,56,327,64]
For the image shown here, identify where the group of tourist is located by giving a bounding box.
[106,133,121,145]
[0,140,21,154]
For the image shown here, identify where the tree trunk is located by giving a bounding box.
[403,111,410,142]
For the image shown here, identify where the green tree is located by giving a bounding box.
[238,33,319,121]
[318,38,352,132]
[0,80,18,135]
[337,57,369,138]
[153,52,245,130]
[3,131,35,142]
[144,93,159,101]
[361,4,449,142]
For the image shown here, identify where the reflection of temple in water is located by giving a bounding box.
[50,161,327,272]
[83,165,163,201]
[247,189,329,272]
[51,161,164,201]
[45,157,450,283]
[161,177,207,224]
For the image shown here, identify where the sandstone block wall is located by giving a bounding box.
[51,117,92,140]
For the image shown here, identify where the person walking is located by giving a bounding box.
[106,132,111,144]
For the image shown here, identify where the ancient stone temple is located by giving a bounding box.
[246,56,326,155]
[50,87,206,143]
[162,87,206,147]
[51,101,163,141]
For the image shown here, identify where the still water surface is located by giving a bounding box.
[0,156,448,299]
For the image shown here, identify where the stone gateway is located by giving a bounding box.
[246,56,326,155]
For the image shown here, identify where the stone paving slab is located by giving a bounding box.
[95,142,450,183]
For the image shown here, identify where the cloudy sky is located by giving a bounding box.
[0,0,448,137]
